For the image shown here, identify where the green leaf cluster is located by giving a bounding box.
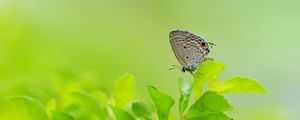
[146,60,267,120]
[0,61,267,120]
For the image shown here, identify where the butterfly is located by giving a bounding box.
[169,30,215,73]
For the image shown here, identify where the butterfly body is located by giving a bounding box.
[169,30,213,72]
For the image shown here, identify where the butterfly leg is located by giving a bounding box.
[181,67,186,72]
[204,57,214,61]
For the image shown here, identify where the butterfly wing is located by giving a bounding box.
[169,30,207,69]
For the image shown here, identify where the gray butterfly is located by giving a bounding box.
[169,30,214,73]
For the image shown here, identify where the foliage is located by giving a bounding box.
[178,79,192,116]
[148,86,175,120]
[186,91,232,120]
[0,61,267,120]
[131,101,152,120]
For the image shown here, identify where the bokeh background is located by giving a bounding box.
[1,0,300,120]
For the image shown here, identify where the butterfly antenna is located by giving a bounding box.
[208,42,216,48]
[168,65,181,70]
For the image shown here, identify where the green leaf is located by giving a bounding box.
[114,74,135,107]
[187,91,233,119]
[7,96,49,120]
[132,101,152,120]
[52,112,74,120]
[111,105,135,120]
[209,77,268,94]
[193,60,226,98]
[92,91,109,105]
[70,92,108,119]
[208,77,234,93]
[45,99,57,117]
[148,86,175,120]
[187,112,232,120]
[178,79,192,115]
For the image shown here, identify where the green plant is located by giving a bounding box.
[0,60,267,120]
[146,60,267,120]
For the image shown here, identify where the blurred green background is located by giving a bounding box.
[1,0,300,120]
